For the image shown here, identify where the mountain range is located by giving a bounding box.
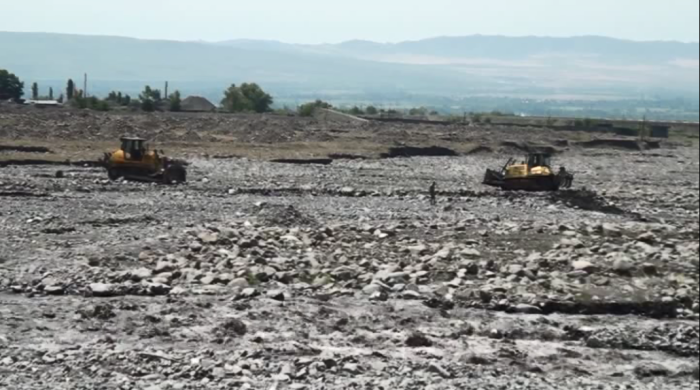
[1,32,698,103]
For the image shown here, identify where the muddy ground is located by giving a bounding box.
[1,110,699,389]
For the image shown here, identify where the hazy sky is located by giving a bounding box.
[2,0,699,44]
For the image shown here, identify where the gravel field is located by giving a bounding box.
[1,110,699,389]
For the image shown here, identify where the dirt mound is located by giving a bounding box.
[552,189,626,214]
[381,146,458,158]
[466,145,495,155]
[578,139,641,151]
[181,96,216,112]
[499,141,559,155]
[575,139,661,151]
[271,158,333,165]
[328,153,367,160]
[0,145,53,153]
[256,204,317,227]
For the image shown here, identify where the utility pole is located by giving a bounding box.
[84,73,88,98]
[164,81,169,99]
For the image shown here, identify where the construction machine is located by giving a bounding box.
[102,137,187,184]
[483,152,573,191]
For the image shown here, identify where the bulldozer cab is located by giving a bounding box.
[120,137,148,161]
[527,153,552,168]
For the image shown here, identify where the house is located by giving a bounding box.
[25,100,62,108]
[650,125,670,139]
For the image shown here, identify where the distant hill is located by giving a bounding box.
[2,32,698,103]
[327,35,699,63]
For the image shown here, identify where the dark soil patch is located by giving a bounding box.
[576,139,643,151]
[0,160,101,168]
[381,146,458,158]
[541,300,678,319]
[466,146,495,155]
[328,153,367,160]
[270,158,334,165]
[0,145,53,153]
[499,141,559,155]
[552,190,626,215]
[0,191,50,198]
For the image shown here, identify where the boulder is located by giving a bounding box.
[572,260,598,274]
[89,283,119,297]
[612,257,635,276]
[634,363,671,378]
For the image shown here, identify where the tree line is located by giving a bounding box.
[3,67,405,117]
[1,69,279,114]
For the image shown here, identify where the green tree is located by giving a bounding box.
[94,99,110,112]
[239,83,273,113]
[49,87,54,100]
[31,82,39,100]
[221,84,253,113]
[365,106,379,115]
[349,106,364,116]
[66,79,75,101]
[169,90,182,112]
[141,98,156,112]
[409,107,428,116]
[139,85,161,112]
[57,94,64,104]
[140,85,162,102]
[0,69,24,101]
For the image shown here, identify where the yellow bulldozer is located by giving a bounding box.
[483,152,573,191]
[102,137,187,184]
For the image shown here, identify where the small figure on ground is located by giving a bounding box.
[559,167,573,189]
[429,182,437,205]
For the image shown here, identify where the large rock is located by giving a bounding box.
[461,248,481,258]
[130,267,154,281]
[462,261,479,276]
[147,283,171,296]
[363,284,384,296]
[636,232,658,244]
[612,257,635,275]
[406,332,433,348]
[44,285,65,295]
[155,261,175,274]
[89,283,119,297]
[408,244,429,256]
[228,278,250,289]
[434,247,453,260]
[561,238,585,249]
[634,363,671,378]
[600,223,623,237]
[507,264,525,277]
[428,363,453,379]
[642,263,659,276]
[198,232,219,244]
[572,260,598,274]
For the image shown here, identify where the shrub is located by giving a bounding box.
[298,100,333,117]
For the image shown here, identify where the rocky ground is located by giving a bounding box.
[1,111,699,389]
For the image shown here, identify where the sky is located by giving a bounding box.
[2,0,698,44]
